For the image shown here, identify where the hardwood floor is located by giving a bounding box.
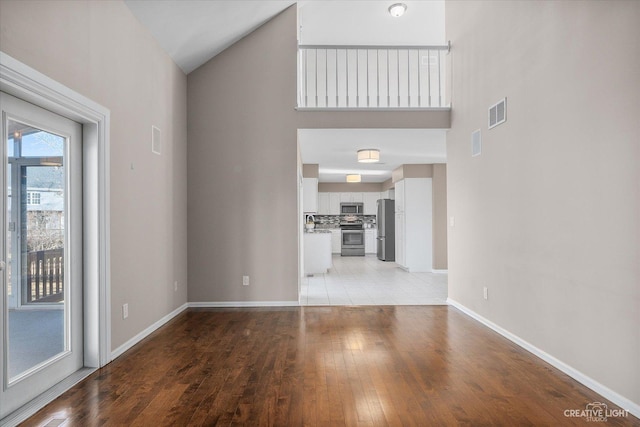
[22,307,638,426]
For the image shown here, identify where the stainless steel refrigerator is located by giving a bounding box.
[376,199,395,261]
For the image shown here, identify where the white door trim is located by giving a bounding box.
[0,51,111,370]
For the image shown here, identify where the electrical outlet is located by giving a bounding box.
[174,281,178,292]
[122,303,129,319]
[483,287,488,300]
[243,275,250,286]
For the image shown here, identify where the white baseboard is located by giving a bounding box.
[432,269,448,274]
[447,298,640,419]
[189,301,300,308]
[110,303,188,360]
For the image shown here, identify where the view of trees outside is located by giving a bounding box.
[25,167,65,252]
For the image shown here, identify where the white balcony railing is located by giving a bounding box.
[298,43,450,109]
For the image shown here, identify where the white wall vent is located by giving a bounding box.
[471,129,482,157]
[488,97,507,129]
[151,125,161,155]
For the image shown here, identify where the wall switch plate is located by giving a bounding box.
[450,216,455,228]
[174,281,178,292]
[243,275,250,286]
[483,287,488,300]
[122,303,129,319]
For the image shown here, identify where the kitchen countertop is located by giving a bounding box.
[304,229,333,234]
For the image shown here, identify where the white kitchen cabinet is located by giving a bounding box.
[304,232,332,275]
[302,178,318,213]
[317,192,330,214]
[363,192,381,215]
[339,192,363,203]
[329,193,341,215]
[394,178,432,272]
[365,229,377,253]
[330,229,341,253]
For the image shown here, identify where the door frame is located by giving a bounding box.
[0,51,111,411]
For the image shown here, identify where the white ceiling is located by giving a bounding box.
[299,129,447,183]
[298,1,445,46]
[124,0,445,74]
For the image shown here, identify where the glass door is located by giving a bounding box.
[0,92,83,419]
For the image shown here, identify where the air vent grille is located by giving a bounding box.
[152,125,161,155]
[488,98,507,129]
[471,129,481,157]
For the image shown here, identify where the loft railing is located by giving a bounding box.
[298,43,450,109]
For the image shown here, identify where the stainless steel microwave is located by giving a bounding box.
[340,202,364,215]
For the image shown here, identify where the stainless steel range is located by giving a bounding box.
[340,216,365,256]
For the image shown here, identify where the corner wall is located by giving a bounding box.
[0,0,188,351]
[187,7,299,302]
[446,0,639,408]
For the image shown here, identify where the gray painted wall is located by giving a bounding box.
[446,0,639,406]
[0,0,188,350]
[187,7,300,302]
[188,6,449,303]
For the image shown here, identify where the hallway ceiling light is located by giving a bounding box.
[357,149,380,163]
[346,174,361,183]
[388,3,407,17]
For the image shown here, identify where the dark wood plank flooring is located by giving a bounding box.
[21,306,639,426]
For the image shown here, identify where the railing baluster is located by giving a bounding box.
[304,49,308,107]
[407,49,411,107]
[336,49,339,107]
[376,50,380,107]
[427,49,432,107]
[417,49,422,107]
[325,49,328,107]
[346,49,349,107]
[366,50,370,107]
[356,49,359,107]
[387,49,390,107]
[438,50,442,107]
[397,50,400,107]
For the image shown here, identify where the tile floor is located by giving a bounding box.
[300,254,448,306]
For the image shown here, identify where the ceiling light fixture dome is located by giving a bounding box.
[388,3,407,17]
[357,149,380,163]
[346,174,362,183]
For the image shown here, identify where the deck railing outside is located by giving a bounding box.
[27,248,64,303]
[298,43,450,109]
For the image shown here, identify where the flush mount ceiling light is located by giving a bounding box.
[388,3,407,17]
[346,174,362,183]
[357,149,380,163]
